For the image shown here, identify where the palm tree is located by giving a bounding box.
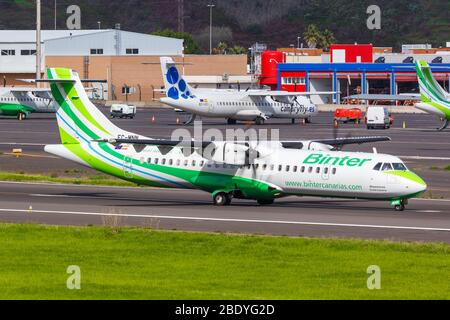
[303,24,321,49]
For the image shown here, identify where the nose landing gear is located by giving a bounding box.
[392,199,408,212]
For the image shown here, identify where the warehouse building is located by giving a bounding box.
[259,44,450,104]
[0,29,248,103]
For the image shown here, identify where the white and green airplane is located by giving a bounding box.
[0,87,57,120]
[415,60,450,131]
[44,68,427,211]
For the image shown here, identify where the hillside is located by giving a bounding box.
[1,0,449,51]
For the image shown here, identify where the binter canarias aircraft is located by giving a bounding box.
[0,87,57,120]
[44,68,427,211]
[159,57,333,125]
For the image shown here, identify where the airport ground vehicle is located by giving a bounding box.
[43,67,426,211]
[110,104,136,119]
[333,108,363,126]
[365,107,393,129]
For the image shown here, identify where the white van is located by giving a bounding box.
[110,104,136,119]
[366,107,393,130]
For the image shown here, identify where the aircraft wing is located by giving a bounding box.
[7,88,52,93]
[345,94,421,101]
[282,136,391,149]
[95,138,213,149]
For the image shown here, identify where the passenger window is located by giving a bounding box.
[382,163,393,171]
[301,166,305,173]
[147,158,152,164]
[263,164,267,171]
[286,165,290,172]
[332,168,337,175]
[308,167,313,173]
[184,160,188,167]
[169,159,173,166]
[192,160,196,167]
[200,161,205,167]
[176,159,181,166]
[154,158,159,165]
[278,165,283,172]
[293,166,298,173]
[373,163,382,171]
[324,167,329,175]
[316,167,320,174]
[270,164,274,171]
[162,159,166,165]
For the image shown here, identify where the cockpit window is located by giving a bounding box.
[392,163,408,171]
[373,163,382,171]
[382,163,393,171]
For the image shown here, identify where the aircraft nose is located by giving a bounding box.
[408,172,427,196]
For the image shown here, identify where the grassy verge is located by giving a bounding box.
[0,171,135,187]
[0,223,449,300]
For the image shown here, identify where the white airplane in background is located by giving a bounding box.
[0,87,57,120]
[159,57,335,125]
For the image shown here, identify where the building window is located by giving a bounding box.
[122,86,136,95]
[90,49,104,55]
[1,49,15,56]
[126,48,139,55]
[21,50,36,56]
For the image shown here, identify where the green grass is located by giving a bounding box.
[0,223,449,300]
[0,171,135,187]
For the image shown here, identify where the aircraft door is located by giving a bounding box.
[123,155,133,178]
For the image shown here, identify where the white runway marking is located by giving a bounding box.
[401,156,450,161]
[0,208,449,233]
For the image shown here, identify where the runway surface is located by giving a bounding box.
[0,107,449,242]
[0,181,449,243]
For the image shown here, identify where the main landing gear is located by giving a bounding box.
[212,192,275,207]
[392,199,408,212]
[437,119,449,132]
[17,112,27,121]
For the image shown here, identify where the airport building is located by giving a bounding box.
[0,29,248,103]
[259,44,450,104]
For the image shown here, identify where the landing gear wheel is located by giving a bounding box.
[255,117,265,125]
[394,199,408,212]
[213,192,232,206]
[17,112,27,121]
[305,117,312,124]
[257,199,274,206]
[227,118,237,125]
[291,118,296,124]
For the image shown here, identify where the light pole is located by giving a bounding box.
[97,21,102,29]
[297,36,301,49]
[36,0,42,87]
[54,0,57,30]
[207,4,215,55]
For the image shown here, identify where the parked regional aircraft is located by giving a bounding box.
[159,57,335,125]
[346,60,450,131]
[0,87,57,120]
[43,67,426,211]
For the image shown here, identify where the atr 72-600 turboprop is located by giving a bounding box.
[44,68,427,211]
[159,57,335,125]
[0,87,57,120]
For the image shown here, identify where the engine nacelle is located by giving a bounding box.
[302,141,334,151]
[200,142,255,166]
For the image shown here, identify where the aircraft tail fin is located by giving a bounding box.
[415,60,449,103]
[46,68,137,145]
[160,57,196,101]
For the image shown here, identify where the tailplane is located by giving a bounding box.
[46,68,140,145]
[160,57,196,101]
[415,60,450,103]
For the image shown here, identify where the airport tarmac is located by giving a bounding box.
[0,107,449,242]
[0,181,449,243]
